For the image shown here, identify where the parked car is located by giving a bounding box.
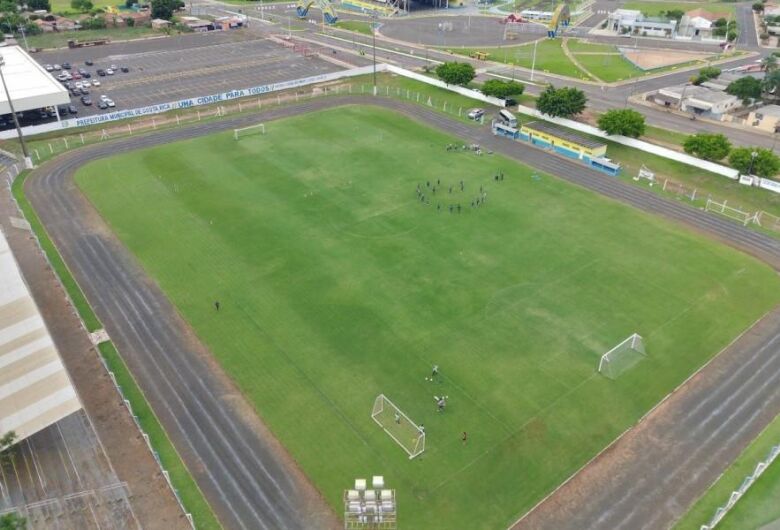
[72,72,82,80]
[44,64,53,71]
[68,104,78,114]
[37,109,49,120]
[82,72,91,78]
[80,87,90,95]
[467,108,485,120]
[53,64,61,70]
[62,62,71,70]
[105,98,115,107]
[85,59,94,66]
[47,108,57,118]
[58,105,69,115]
[97,69,106,76]
[109,64,117,70]
[91,79,101,86]
[57,72,70,81]
[105,68,115,75]
[81,96,92,105]
[97,100,108,109]
[120,66,129,73]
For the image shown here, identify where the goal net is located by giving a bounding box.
[598,333,646,379]
[705,199,757,226]
[234,123,265,140]
[372,394,425,459]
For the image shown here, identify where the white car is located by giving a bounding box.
[44,64,53,71]
[74,81,83,88]
[53,64,61,70]
[57,72,70,81]
[106,98,115,107]
[110,64,117,70]
[91,79,101,86]
[105,68,114,75]
[467,108,485,120]
[99,94,109,101]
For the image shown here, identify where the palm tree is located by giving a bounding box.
[762,54,778,72]
[763,69,780,99]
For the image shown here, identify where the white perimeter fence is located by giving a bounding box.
[701,443,780,530]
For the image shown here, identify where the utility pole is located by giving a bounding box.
[0,55,30,167]
[530,39,538,81]
[17,26,28,51]
[372,14,377,94]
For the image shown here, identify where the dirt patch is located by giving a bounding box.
[620,48,707,70]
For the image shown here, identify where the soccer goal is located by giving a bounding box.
[372,394,425,459]
[234,123,265,140]
[598,333,646,379]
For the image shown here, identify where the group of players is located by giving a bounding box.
[414,169,506,214]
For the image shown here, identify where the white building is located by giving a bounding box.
[606,9,678,38]
[677,8,731,40]
[653,84,740,118]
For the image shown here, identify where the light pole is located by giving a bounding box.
[17,26,28,51]
[0,55,30,167]
[530,39,538,81]
[748,150,758,176]
[372,13,377,94]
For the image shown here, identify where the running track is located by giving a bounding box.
[24,96,780,529]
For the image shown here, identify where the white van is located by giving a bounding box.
[498,109,517,128]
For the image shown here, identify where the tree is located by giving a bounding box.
[727,29,737,41]
[726,76,762,104]
[0,431,17,467]
[70,0,92,11]
[481,79,524,99]
[0,513,26,530]
[660,8,684,19]
[597,109,646,138]
[25,0,49,10]
[754,1,765,12]
[125,0,134,6]
[763,54,778,72]
[683,133,732,161]
[763,69,780,97]
[536,85,587,118]
[434,62,476,86]
[691,66,721,85]
[124,15,134,25]
[729,147,780,176]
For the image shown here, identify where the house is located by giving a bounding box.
[519,9,553,22]
[606,9,678,38]
[653,84,741,118]
[700,72,756,92]
[106,10,150,27]
[151,18,172,29]
[214,15,245,30]
[32,15,80,32]
[179,16,214,31]
[678,9,730,39]
[747,105,780,132]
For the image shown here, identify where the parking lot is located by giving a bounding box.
[20,31,343,124]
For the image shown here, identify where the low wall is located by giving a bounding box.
[0,63,384,139]
[385,65,507,108]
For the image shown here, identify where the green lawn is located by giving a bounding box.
[26,26,159,49]
[573,50,642,82]
[622,1,735,17]
[334,20,373,35]
[50,0,117,13]
[675,412,780,530]
[72,106,780,529]
[565,39,617,54]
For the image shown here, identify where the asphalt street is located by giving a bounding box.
[25,96,780,529]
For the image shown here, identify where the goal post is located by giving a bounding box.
[598,333,646,379]
[372,394,425,459]
[234,123,265,140]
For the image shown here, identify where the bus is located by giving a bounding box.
[498,109,518,128]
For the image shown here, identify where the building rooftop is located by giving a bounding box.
[0,46,69,115]
[755,104,780,118]
[522,121,606,149]
[685,8,730,21]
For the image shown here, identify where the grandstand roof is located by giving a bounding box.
[522,121,606,149]
[0,231,81,442]
[0,46,69,116]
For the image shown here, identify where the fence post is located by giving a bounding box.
[63,138,69,149]
[662,179,668,192]
[176,115,180,126]
[49,143,53,154]
[152,118,156,129]
[197,110,201,121]
[80,133,85,144]
[238,101,242,112]
[459,107,462,116]
[34,149,39,161]
[690,188,696,201]
[128,123,132,135]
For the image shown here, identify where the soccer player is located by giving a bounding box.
[436,396,446,412]
[214,301,220,311]
[395,412,401,424]
[431,365,439,379]
[461,431,468,444]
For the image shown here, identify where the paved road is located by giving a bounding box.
[24,96,780,529]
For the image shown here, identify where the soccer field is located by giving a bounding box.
[74,106,780,529]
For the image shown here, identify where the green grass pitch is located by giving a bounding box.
[74,106,780,529]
